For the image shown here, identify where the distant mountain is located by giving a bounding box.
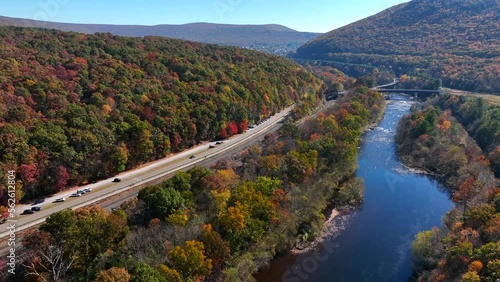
[294,0,500,93]
[0,16,320,55]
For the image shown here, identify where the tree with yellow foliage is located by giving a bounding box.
[167,240,212,280]
[95,267,131,282]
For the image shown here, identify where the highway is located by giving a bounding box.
[0,105,293,242]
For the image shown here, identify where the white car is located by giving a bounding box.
[54,198,65,202]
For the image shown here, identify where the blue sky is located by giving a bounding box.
[2,0,409,33]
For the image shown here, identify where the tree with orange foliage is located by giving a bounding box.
[200,224,231,270]
[475,155,491,167]
[483,216,500,242]
[452,178,477,208]
[0,206,9,222]
[439,120,451,132]
[468,260,483,273]
[95,267,131,282]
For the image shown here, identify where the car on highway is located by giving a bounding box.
[22,209,34,215]
[215,141,224,145]
[208,145,215,149]
[112,178,121,182]
[54,198,65,203]
[31,206,42,212]
[32,199,45,205]
[83,188,92,193]
[70,193,81,197]
[189,155,196,159]
[77,189,86,194]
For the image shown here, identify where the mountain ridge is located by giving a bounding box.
[294,0,500,93]
[0,15,320,54]
[298,0,499,58]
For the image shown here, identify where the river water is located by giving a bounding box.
[255,95,454,282]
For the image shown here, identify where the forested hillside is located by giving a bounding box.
[294,0,500,93]
[397,96,500,281]
[14,87,385,282]
[0,26,324,204]
[432,95,500,177]
[0,17,320,55]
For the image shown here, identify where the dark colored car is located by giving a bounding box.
[189,155,196,159]
[31,206,42,212]
[22,209,34,214]
[112,178,121,182]
[32,199,45,205]
[208,145,215,149]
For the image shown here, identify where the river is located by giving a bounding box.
[255,94,454,282]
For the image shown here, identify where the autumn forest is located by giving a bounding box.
[1,0,499,281]
[0,26,323,202]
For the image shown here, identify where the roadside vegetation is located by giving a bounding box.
[11,87,385,282]
[396,95,500,281]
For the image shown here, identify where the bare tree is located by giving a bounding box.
[22,231,75,282]
[23,244,74,282]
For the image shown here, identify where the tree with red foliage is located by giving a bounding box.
[238,119,248,133]
[218,128,228,140]
[18,164,37,183]
[55,166,70,192]
[171,134,183,151]
[227,121,239,136]
[18,163,38,196]
[201,174,225,192]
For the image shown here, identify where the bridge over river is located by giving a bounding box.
[325,79,441,101]
[326,87,441,101]
[376,89,441,94]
